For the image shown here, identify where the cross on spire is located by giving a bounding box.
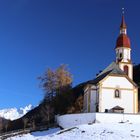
[122,8,125,15]
[120,8,127,30]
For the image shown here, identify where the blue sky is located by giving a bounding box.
[0,0,139,109]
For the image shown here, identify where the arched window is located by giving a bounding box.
[120,53,123,59]
[114,89,120,98]
[124,65,129,75]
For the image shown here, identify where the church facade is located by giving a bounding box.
[83,15,138,114]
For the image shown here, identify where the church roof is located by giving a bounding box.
[97,62,125,77]
[116,34,131,48]
[88,70,111,85]
[116,15,131,48]
[86,62,137,87]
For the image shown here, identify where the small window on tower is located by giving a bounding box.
[124,65,129,76]
[114,89,120,98]
[120,53,122,59]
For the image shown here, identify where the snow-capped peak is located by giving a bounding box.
[0,104,34,121]
[18,104,34,115]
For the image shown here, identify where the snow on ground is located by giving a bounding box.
[0,104,34,120]
[6,128,60,140]
[6,122,140,140]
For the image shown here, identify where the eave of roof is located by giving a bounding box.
[84,62,138,89]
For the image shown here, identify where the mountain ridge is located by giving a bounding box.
[0,104,34,121]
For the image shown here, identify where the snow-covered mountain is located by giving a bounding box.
[0,104,34,121]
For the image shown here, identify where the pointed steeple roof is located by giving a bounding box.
[120,15,127,29]
[116,14,131,48]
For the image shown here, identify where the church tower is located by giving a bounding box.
[115,15,133,79]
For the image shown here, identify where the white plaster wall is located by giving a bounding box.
[101,76,134,113]
[124,49,127,60]
[116,48,131,62]
[95,113,140,123]
[56,113,96,129]
[116,47,132,78]
[115,47,132,79]
[83,93,88,113]
[102,76,133,89]
[56,113,140,129]
[90,90,97,112]
[119,63,133,79]
[123,48,131,61]
[101,88,134,113]
[116,48,123,60]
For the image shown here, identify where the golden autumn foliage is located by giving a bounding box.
[39,64,72,100]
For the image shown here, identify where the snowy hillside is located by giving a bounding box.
[0,104,34,120]
[6,123,140,140]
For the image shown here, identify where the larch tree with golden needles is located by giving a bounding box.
[39,64,73,114]
[39,64,72,102]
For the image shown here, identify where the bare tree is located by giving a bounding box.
[39,68,55,100]
[0,117,3,132]
[32,120,36,130]
[23,118,28,130]
[4,121,9,132]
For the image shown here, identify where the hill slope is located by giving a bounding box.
[6,122,140,140]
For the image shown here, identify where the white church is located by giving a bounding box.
[83,15,138,114]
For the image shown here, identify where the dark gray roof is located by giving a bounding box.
[97,62,125,77]
[86,62,137,87]
[88,70,112,85]
[111,106,124,110]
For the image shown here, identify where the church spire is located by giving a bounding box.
[120,15,127,30]
[116,12,130,49]
[120,9,127,35]
[115,12,133,79]
[120,8,126,28]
